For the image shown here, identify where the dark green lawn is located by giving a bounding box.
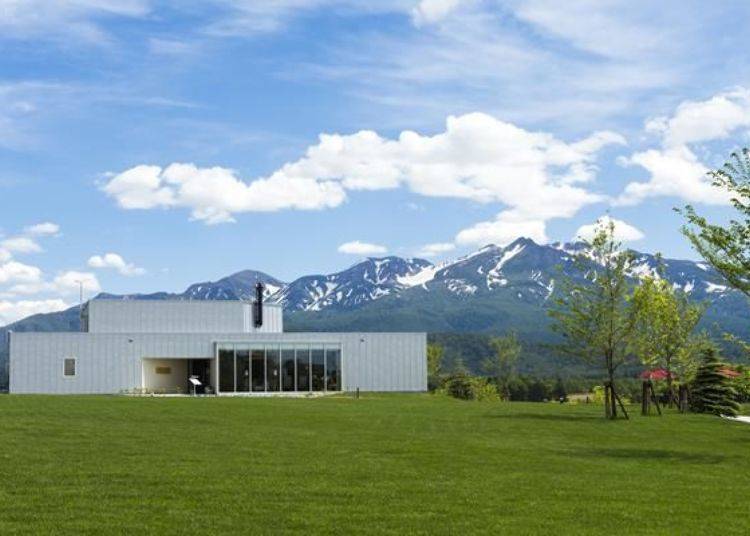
[0,395,748,534]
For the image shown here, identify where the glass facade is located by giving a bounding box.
[281,346,295,392]
[251,348,265,392]
[326,347,341,391]
[311,347,325,391]
[296,346,310,392]
[218,346,235,393]
[217,343,342,394]
[236,348,250,392]
[266,347,280,392]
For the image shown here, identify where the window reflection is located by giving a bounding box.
[251,348,265,392]
[311,347,325,391]
[218,345,234,393]
[266,346,280,392]
[236,347,250,392]
[282,346,295,392]
[217,343,340,393]
[296,346,310,391]
[326,346,341,391]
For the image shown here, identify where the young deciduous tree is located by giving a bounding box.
[549,219,637,419]
[482,332,521,400]
[630,275,704,407]
[426,343,444,390]
[679,148,750,297]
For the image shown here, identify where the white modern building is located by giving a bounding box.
[8,293,427,395]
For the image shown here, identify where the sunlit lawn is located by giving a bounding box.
[0,394,748,534]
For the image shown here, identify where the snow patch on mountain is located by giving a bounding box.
[397,265,439,289]
[705,282,728,293]
[486,243,525,289]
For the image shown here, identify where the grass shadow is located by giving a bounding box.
[569,447,726,464]
[485,412,604,422]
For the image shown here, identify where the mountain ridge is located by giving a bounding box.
[2,238,747,387]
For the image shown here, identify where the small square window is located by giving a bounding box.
[63,358,76,377]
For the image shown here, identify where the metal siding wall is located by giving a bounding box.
[9,331,426,393]
[86,301,284,334]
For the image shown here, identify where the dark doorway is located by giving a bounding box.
[188,359,212,394]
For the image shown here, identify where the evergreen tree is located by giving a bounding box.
[691,348,740,417]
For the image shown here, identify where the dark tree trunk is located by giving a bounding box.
[641,380,650,416]
[604,382,612,418]
[678,384,689,413]
[666,365,675,408]
[607,364,617,419]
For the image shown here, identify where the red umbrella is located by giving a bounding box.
[640,368,670,381]
[719,367,741,379]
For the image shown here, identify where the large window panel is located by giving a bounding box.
[281,346,296,392]
[326,346,341,391]
[266,346,280,392]
[251,348,265,392]
[218,345,235,393]
[296,346,310,392]
[236,347,250,392]
[311,347,325,391]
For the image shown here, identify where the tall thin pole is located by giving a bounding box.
[77,280,83,332]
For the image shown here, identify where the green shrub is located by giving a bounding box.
[731,366,750,403]
[471,378,501,402]
[443,370,499,401]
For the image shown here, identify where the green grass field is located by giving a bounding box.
[0,395,748,534]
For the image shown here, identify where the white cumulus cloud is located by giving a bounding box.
[88,253,145,276]
[103,113,622,236]
[0,299,69,325]
[617,88,750,206]
[338,241,388,256]
[0,261,43,284]
[647,88,750,148]
[1,236,42,254]
[103,162,347,224]
[54,271,101,295]
[9,270,101,297]
[455,213,548,247]
[575,215,644,243]
[24,222,60,236]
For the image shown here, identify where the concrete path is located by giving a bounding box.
[724,415,750,424]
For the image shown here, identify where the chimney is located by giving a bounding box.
[254,281,264,328]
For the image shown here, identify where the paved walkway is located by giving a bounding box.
[724,415,750,424]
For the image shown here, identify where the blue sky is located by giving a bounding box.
[1,0,750,323]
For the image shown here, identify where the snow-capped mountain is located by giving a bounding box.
[330,237,733,308]
[2,237,748,388]
[274,257,431,311]
[183,270,284,301]
[81,238,735,314]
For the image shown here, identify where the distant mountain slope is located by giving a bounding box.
[183,270,284,301]
[274,257,431,311]
[2,238,748,388]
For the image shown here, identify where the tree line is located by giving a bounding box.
[430,148,750,419]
